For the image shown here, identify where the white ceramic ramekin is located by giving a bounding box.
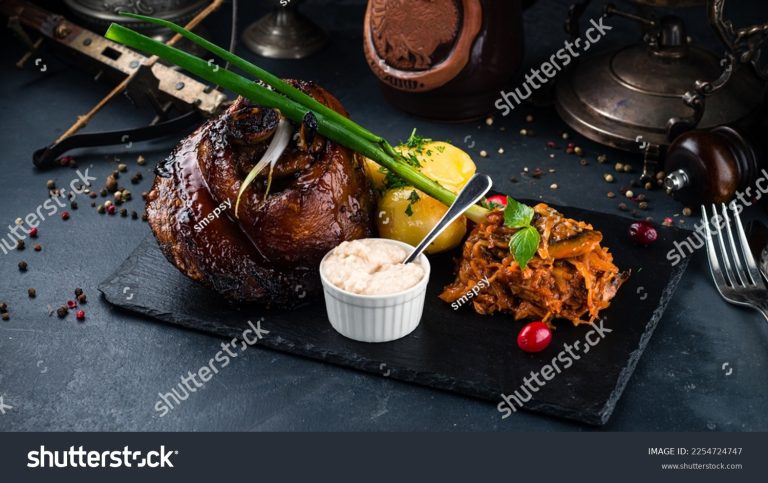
[319,238,431,343]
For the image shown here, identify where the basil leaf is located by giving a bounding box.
[503,196,534,228]
[509,225,541,270]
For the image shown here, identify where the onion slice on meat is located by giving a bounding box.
[235,117,291,217]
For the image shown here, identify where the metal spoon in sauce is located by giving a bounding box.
[404,173,493,264]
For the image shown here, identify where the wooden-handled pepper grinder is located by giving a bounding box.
[664,122,767,207]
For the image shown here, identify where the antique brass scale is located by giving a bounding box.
[1,0,229,168]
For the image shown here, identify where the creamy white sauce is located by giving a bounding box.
[323,239,425,295]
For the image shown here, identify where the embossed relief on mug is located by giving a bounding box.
[364,0,482,92]
[369,0,460,71]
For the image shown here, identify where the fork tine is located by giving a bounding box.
[721,204,748,287]
[711,204,737,287]
[702,205,729,290]
[732,204,766,287]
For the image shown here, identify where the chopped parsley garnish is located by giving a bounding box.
[381,129,434,190]
[480,200,506,210]
[404,189,421,216]
[404,128,432,151]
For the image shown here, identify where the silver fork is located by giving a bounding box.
[702,204,768,321]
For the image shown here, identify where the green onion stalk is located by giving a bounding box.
[104,16,489,223]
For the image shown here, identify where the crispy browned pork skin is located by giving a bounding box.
[440,204,629,325]
[146,81,375,306]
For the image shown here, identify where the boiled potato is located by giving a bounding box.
[377,187,466,254]
[399,141,476,192]
[364,140,476,254]
[363,141,476,193]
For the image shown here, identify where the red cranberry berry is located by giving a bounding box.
[629,221,658,246]
[517,321,552,353]
[486,195,508,208]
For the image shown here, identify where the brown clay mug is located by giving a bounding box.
[363,0,525,121]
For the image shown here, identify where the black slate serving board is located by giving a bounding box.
[99,205,690,425]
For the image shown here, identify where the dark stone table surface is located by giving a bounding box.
[0,0,766,431]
